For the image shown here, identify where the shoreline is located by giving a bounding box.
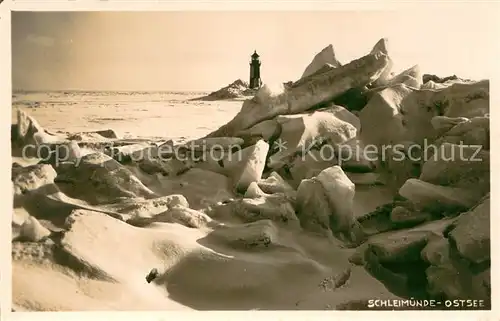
[10,38,491,311]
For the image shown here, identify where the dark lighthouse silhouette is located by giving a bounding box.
[249,50,262,89]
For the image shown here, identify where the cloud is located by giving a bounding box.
[26,34,55,47]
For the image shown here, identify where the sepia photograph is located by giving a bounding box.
[9,8,493,313]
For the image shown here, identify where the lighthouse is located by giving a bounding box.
[249,50,262,89]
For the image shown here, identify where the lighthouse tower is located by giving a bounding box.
[249,50,262,89]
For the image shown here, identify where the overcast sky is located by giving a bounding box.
[12,8,499,91]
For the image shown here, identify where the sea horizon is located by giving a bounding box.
[12,89,213,95]
[9,8,494,313]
